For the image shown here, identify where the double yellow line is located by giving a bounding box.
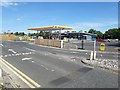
[0,57,41,88]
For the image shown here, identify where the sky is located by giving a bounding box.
[1,2,118,34]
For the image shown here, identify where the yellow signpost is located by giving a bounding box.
[100,43,105,51]
[27,36,31,41]
[19,37,22,41]
[63,37,67,42]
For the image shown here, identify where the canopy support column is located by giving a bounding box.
[37,30,38,39]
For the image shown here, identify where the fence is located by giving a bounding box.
[0,34,16,41]
[63,39,119,52]
[35,39,61,48]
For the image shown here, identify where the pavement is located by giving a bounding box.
[0,41,118,88]
[81,59,118,73]
[0,58,29,88]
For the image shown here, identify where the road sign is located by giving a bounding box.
[100,43,105,51]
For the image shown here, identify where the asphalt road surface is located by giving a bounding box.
[0,41,118,88]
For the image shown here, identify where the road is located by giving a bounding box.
[0,41,118,88]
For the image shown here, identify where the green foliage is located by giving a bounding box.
[104,28,120,39]
[88,29,96,34]
[14,32,26,36]
[88,29,103,38]
[28,31,50,38]
[71,31,76,33]
[96,31,103,38]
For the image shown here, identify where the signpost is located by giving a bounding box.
[93,40,96,60]
[90,40,96,60]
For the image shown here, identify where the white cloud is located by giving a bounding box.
[16,18,21,21]
[0,0,18,7]
[16,16,24,21]
[69,21,117,31]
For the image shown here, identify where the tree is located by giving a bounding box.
[14,32,26,36]
[10,32,13,34]
[104,28,120,39]
[14,32,19,35]
[19,32,25,36]
[88,29,103,38]
[88,29,96,34]
[72,31,76,33]
[4,32,7,34]
[84,31,87,33]
[96,31,103,38]
[79,30,83,33]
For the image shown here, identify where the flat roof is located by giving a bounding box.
[27,26,73,31]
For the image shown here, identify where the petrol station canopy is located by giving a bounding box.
[27,26,73,31]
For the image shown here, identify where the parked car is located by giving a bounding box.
[107,39,111,42]
[96,39,107,42]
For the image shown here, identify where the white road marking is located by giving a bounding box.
[29,52,32,54]
[73,59,76,61]
[41,65,44,67]
[2,52,34,58]
[4,55,8,57]
[8,49,17,54]
[16,53,20,56]
[45,68,48,70]
[71,52,77,53]
[22,53,25,55]
[101,54,103,57]
[85,53,88,54]
[0,44,3,47]
[31,61,34,63]
[22,58,32,61]
[24,47,35,52]
[12,54,15,56]
[17,53,22,55]
[8,54,11,56]
[51,70,55,72]
[25,53,29,55]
